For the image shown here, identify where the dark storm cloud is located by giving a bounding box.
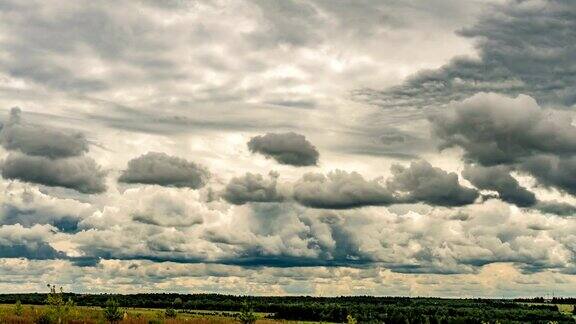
[292,170,395,209]
[387,160,478,207]
[119,152,209,189]
[0,107,89,158]
[222,172,285,205]
[463,165,536,207]
[355,0,576,108]
[1,153,106,194]
[247,132,319,166]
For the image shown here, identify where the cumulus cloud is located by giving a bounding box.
[387,160,478,206]
[68,198,576,274]
[463,165,536,207]
[119,152,209,189]
[292,170,395,209]
[356,0,576,108]
[0,107,89,158]
[462,164,576,215]
[432,93,576,200]
[1,153,106,194]
[535,200,576,216]
[432,93,576,166]
[0,108,106,194]
[131,190,206,227]
[520,155,576,196]
[222,171,285,205]
[0,224,64,259]
[247,132,319,166]
[221,161,482,209]
[0,181,93,232]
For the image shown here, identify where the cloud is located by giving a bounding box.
[0,224,64,259]
[356,0,576,108]
[292,170,395,209]
[131,189,206,227]
[535,200,576,216]
[69,198,576,274]
[432,93,576,198]
[119,152,209,189]
[520,155,576,196]
[1,153,106,194]
[431,93,576,166]
[0,108,106,194]
[222,161,483,209]
[463,165,536,207]
[387,160,478,206]
[247,132,319,166]
[0,107,89,158]
[0,181,93,232]
[222,171,285,205]
[462,163,576,215]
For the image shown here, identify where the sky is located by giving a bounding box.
[0,0,575,297]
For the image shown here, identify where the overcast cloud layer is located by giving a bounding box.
[0,0,575,297]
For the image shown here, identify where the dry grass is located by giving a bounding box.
[0,304,311,324]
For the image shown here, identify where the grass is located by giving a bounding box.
[0,303,325,324]
[2,302,571,323]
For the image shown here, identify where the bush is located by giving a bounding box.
[165,307,177,318]
[103,298,124,323]
[14,299,23,316]
[238,302,257,324]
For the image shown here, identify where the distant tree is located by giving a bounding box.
[14,299,23,316]
[238,302,257,324]
[173,297,183,308]
[165,307,177,318]
[103,298,124,323]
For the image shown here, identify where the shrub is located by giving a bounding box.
[238,302,257,324]
[103,298,124,323]
[165,307,177,318]
[14,299,23,316]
